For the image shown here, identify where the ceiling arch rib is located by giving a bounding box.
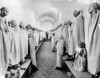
[38,12,58,25]
[39,16,54,25]
[37,7,59,31]
[41,19,54,25]
[40,21,54,31]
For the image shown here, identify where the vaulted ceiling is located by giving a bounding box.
[0,0,100,31]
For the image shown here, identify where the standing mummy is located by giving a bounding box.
[29,28,37,67]
[0,7,9,77]
[73,9,85,48]
[61,21,69,53]
[56,36,64,69]
[67,21,74,56]
[51,33,56,52]
[10,19,20,65]
[19,21,26,63]
[88,2,100,75]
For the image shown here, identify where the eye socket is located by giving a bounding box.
[89,11,92,14]
[1,10,7,16]
[6,11,8,14]
[5,10,9,15]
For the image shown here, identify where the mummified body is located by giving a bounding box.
[0,7,9,76]
[73,42,87,72]
[88,2,100,75]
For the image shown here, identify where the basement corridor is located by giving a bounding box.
[27,41,69,78]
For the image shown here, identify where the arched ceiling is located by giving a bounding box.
[37,7,60,31]
[41,19,54,25]
[40,21,54,31]
[39,16,54,23]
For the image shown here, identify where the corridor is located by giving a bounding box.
[27,41,69,78]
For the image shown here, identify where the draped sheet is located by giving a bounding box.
[73,15,85,47]
[88,11,100,75]
[51,35,56,50]
[56,26,62,40]
[56,38,64,67]
[0,16,9,76]
[10,28,16,65]
[51,26,62,51]
[34,31,40,46]
[0,32,10,75]
[68,27,74,55]
[20,29,25,62]
[29,37,37,67]
[40,32,44,40]
[28,30,37,67]
[39,32,43,41]
[61,25,69,52]
[14,29,20,64]
[10,28,20,65]
[23,30,28,56]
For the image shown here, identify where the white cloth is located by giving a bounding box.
[29,38,37,67]
[40,32,42,41]
[0,16,9,76]
[68,27,74,55]
[51,35,56,51]
[61,25,69,52]
[10,27,20,65]
[56,38,64,67]
[23,30,28,56]
[34,31,40,46]
[88,11,100,75]
[73,14,85,47]
[20,28,25,62]
[73,48,87,72]
[14,28,20,64]
[29,31,37,67]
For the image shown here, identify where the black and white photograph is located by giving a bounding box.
[0,0,100,78]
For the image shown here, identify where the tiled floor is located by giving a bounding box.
[27,41,69,78]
